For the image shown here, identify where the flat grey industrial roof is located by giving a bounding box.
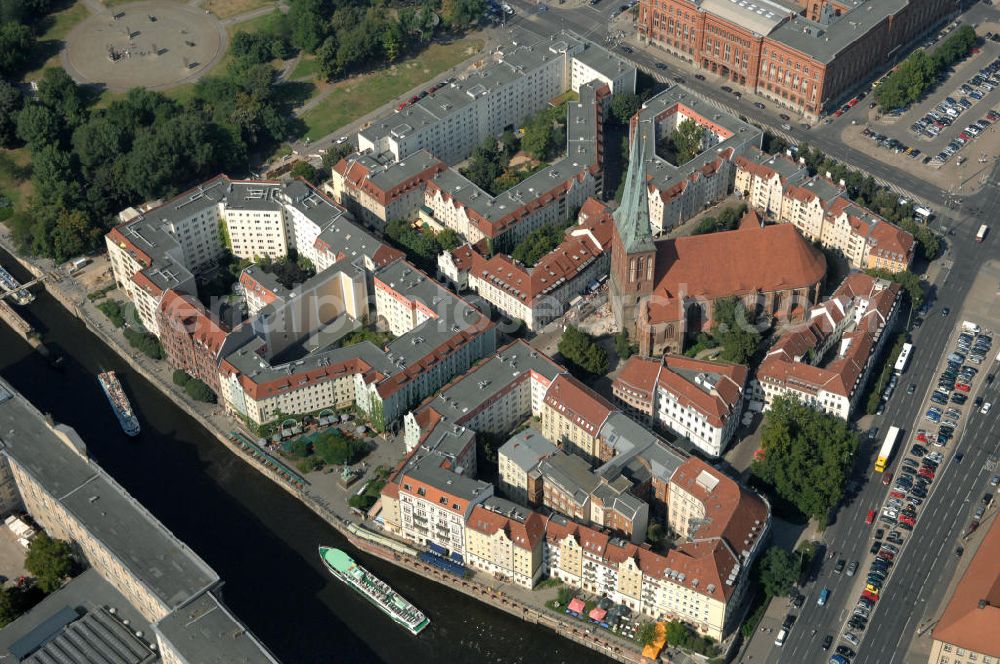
[499,429,559,473]
[153,592,280,664]
[800,174,846,203]
[0,569,155,663]
[0,382,220,612]
[636,86,761,195]
[352,150,444,193]
[597,412,684,484]
[769,0,909,63]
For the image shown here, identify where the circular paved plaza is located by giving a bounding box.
[62,2,227,92]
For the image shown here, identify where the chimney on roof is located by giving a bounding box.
[979,599,990,609]
[839,179,846,187]
[825,170,832,179]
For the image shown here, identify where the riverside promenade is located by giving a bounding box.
[0,230,661,664]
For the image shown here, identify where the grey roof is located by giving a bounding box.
[379,261,488,368]
[614,124,655,254]
[799,175,846,204]
[538,453,600,507]
[499,430,559,473]
[480,495,535,523]
[153,592,280,664]
[416,422,476,469]
[597,412,684,484]
[0,569,156,664]
[755,151,808,184]
[401,453,493,502]
[698,0,795,36]
[769,0,909,63]
[635,86,761,203]
[348,150,444,193]
[426,81,604,227]
[424,340,562,424]
[0,383,220,612]
[592,484,645,521]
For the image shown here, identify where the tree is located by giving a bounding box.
[441,0,485,27]
[437,228,460,251]
[173,370,192,386]
[16,103,61,149]
[51,208,102,263]
[511,224,563,267]
[757,546,799,597]
[752,395,859,524]
[711,296,760,364]
[36,68,87,129]
[668,118,704,165]
[290,160,321,184]
[615,330,634,360]
[288,0,331,53]
[636,622,657,646]
[609,93,640,125]
[0,586,17,627]
[0,22,34,76]
[184,378,217,403]
[313,430,367,465]
[0,79,23,148]
[558,325,608,376]
[25,533,73,593]
[556,586,575,605]
[521,114,558,162]
[864,268,924,310]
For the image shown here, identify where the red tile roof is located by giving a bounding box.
[932,517,1000,656]
[543,374,615,438]
[644,223,825,324]
[466,505,546,550]
[158,290,229,355]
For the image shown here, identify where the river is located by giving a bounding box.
[0,248,610,664]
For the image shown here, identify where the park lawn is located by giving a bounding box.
[290,55,321,80]
[23,1,90,81]
[226,9,281,37]
[300,37,484,141]
[205,0,275,19]
[42,1,89,42]
[0,148,35,215]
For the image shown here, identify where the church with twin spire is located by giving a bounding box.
[609,122,828,357]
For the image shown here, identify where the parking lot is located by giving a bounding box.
[825,317,997,658]
[839,20,1000,194]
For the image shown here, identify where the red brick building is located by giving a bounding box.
[156,290,230,395]
[639,0,954,118]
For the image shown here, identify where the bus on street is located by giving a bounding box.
[894,343,913,374]
[977,224,989,243]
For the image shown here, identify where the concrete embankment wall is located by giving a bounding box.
[0,241,650,664]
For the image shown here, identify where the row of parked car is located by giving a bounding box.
[394,77,457,112]
[859,128,923,162]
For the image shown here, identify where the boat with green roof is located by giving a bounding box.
[319,546,430,635]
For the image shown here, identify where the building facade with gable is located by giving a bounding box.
[757,272,902,419]
[613,355,748,457]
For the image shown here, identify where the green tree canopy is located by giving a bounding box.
[752,395,859,525]
[711,296,760,364]
[665,118,704,165]
[313,430,367,465]
[184,378,217,403]
[511,224,564,267]
[757,546,799,597]
[25,533,73,593]
[558,325,608,376]
[609,93,641,125]
[0,22,34,76]
[0,79,23,148]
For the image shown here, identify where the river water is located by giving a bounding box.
[0,249,609,664]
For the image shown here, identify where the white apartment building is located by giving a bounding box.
[758,272,902,420]
[397,454,493,558]
[107,178,360,338]
[438,198,614,330]
[634,88,762,235]
[357,31,635,165]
